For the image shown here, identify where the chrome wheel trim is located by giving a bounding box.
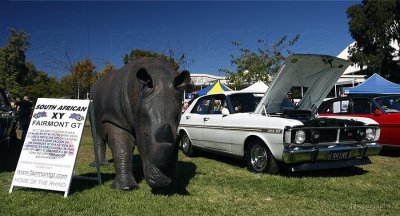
[250,144,267,172]
[181,135,190,153]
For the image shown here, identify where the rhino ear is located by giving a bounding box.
[174,70,191,89]
[137,67,153,88]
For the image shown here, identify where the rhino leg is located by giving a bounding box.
[89,137,110,167]
[105,123,139,190]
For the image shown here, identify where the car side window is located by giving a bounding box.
[353,98,376,114]
[210,95,226,115]
[229,93,259,113]
[375,96,400,113]
[329,100,350,114]
[191,97,212,114]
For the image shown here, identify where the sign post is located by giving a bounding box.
[9,98,101,197]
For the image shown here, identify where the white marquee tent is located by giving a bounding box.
[240,81,268,93]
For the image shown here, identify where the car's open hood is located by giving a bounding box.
[254,54,351,114]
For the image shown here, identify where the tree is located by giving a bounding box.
[0,28,30,97]
[21,62,62,101]
[59,74,76,99]
[25,72,61,101]
[59,58,96,99]
[219,35,300,90]
[163,42,194,71]
[123,49,179,70]
[123,47,193,71]
[347,0,400,82]
[73,58,96,99]
[0,29,63,101]
[93,62,116,82]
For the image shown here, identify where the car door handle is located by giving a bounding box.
[203,117,209,121]
[186,116,191,119]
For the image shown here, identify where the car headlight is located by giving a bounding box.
[294,130,306,144]
[365,128,375,141]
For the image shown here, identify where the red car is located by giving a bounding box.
[318,95,400,148]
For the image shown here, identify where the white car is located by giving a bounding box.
[178,54,382,173]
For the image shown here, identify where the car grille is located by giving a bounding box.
[317,129,337,142]
[285,126,378,145]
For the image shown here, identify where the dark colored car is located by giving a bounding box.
[318,95,400,148]
[0,89,17,146]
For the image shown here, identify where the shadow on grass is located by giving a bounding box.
[0,138,23,172]
[71,154,197,196]
[70,173,115,194]
[190,149,369,178]
[379,147,400,157]
[193,150,247,169]
[283,166,369,178]
[151,161,197,196]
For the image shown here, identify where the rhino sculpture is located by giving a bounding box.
[91,58,190,190]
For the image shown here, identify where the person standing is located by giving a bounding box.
[19,96,33,141]
[14,98,21,129]
[181,102,189,113]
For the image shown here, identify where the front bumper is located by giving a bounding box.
[282,143,382,171]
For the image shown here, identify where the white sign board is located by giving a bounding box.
[10,98,90,197]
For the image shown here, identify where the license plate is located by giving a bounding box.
[329,151,350,160]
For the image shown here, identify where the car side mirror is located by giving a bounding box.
[374,109,383,116]
[222,108,230,116]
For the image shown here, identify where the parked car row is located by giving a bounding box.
[178,54,382,174]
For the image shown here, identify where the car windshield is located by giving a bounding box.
[229,93,295,114]
[281,97,295,110]
[375,95,400,113]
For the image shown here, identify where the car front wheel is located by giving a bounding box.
[246,141,279,174]
[180,132,195,157]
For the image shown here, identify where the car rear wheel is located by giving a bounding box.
[180,132,195,157]
[246,141,279,174]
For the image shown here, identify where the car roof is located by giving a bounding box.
[197,91,265,97]
[324,94,400,102]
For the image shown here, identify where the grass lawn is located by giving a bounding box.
[1,126,400,215]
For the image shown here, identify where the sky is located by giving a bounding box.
[0,0,360,78]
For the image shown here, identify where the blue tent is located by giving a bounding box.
[344,73,400,95]
[197,80,232,96]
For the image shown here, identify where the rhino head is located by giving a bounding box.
[134,65,190,190]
